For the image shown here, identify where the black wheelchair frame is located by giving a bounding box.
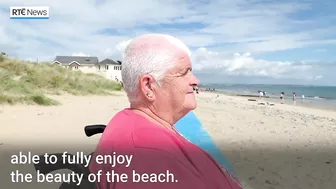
[33,124,106,189]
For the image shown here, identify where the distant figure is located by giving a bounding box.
[301,95,305,103]
[258,90,264,98]
[258,90,264,99]
[263,91,266,96]
[194,86,199,94]
[292,92,296,105]
[280,92,284,104]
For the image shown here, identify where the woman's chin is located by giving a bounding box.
[185,99,197,110]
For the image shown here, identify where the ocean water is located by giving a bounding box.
[200,84,336,109]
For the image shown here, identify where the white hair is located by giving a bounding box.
[121,34,191,103]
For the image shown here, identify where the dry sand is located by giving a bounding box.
[0,91,335,189]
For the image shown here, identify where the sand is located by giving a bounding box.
[0,91,335,189]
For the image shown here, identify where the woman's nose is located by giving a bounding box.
[191,74,200,86]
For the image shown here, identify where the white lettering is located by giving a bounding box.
[132,170,177,183]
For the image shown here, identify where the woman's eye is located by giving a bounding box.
[185,68,192,74]
[178,68,192,77]
[182,70,189,76]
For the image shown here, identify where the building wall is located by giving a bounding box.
[62,64,96,73]
[105,65,122,81]
[75,64,97,73]
[54,62,122,81]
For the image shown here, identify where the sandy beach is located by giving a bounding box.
[0,91,335,189]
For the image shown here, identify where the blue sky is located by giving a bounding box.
[0,0,336,85]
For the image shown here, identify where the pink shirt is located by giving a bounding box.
[89,108,242,189]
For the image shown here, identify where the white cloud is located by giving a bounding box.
[0,0,335,84]
[115,40,132,53]
[72,52,90,57]
[191,47,315,79]
[113,39,330,83]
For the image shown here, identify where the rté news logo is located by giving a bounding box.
[10,6,49,19]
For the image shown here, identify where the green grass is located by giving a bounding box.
[0,55,122,105]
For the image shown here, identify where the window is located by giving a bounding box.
[74,66,79,69]
[113,66,121,70]
[105,65,109,70]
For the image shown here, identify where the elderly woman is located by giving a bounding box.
[89,34,242,189]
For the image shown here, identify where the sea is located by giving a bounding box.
[199,84,336,110]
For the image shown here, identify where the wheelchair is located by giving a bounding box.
[33,124,106,189]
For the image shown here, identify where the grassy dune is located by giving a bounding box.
[0,55,122,105]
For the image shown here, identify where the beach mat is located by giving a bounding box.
[175,111,235,173]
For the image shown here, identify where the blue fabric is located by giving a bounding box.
[175,111,235,173]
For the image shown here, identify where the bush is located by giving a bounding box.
[0,57,122,105]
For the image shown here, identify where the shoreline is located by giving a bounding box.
[202,90,336,112]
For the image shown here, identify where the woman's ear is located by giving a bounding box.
[139,74,156,101]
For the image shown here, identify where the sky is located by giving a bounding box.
[1,0,336,86]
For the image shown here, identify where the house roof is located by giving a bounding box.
[98,58,122,65]
[53,56,99,65]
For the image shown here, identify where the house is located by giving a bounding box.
[52,56,99,71]
[52,56,122,81]
[97,58,122,81]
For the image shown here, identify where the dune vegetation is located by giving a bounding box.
[0,54,122,105]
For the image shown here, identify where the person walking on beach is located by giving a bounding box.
[280,92,284,104]
[293,92,296,105]
[194,86,199,94]
[258,90,263,99]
